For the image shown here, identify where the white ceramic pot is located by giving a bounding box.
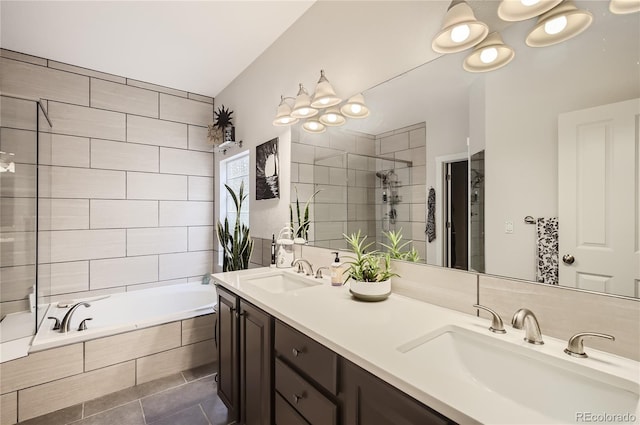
[349,279,391,301]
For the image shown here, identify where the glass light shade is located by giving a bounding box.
[526,1,593,47]
[432,2,489,53]
[463,32,515,73]
[609,0,640,14]
[310,70,342,108]
[497,0,562,21]
[291,84,318,119]
[319,107,346,127]
[302,119,326,134]
[273,96,299,126]
[340,93,370,119]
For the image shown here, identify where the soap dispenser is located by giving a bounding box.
[330,252,343,286]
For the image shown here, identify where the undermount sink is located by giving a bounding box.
[397,325,639,423]
[244,272,322,294]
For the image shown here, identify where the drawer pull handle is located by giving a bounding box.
[293,392,305,404]
[292,347,303,357]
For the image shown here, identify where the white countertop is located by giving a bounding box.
[211,267,640,425]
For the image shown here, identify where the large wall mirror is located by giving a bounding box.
[290,0,639,298]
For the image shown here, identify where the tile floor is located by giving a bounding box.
[18,363,234,425]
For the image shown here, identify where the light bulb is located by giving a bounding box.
[320,98,330,105]
[281,117,291,124]
[350,104,362,114]
[451,24,470,43]
[309,122,319,130]
[521,0,539,6]
[480,47,498,64]
[326,114,338,123]
[544,15,567,35]
[298,107,309,116]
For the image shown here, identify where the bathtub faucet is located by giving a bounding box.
[59,302,91,333]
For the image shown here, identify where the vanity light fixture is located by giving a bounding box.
[432,1,489,53]
[341,93,370,118]
[463,32,515,72]
[526,0,593,47]
[319,106,346,126]
[273,96,300,126]
[302,119,326,134]
[290,84,318,119]
[497,0,562,21]
[609,0,640,14]
[310,70,342,108]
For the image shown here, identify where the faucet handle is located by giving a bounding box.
[47,316,61,331]
[315,266,329,279]
[564,332,615,358]
[78,318,93,331]
[473,304,506,334]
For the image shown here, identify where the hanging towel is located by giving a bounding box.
[426,187,436,242]
[536,217,559,285]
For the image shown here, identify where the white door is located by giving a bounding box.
[558,98,639,297]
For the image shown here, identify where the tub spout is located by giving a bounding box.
[60,302,90,333]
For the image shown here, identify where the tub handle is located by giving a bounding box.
[78,318,92,331]
[47,317,61,331]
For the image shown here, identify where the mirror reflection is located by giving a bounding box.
[290,0,640,298]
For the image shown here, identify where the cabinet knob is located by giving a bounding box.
[292,347,302,357]
[293,392,305,404]
[235,311,245,319]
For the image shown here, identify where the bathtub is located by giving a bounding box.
[30,283,217,352]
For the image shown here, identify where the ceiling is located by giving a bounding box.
[0,1,315,98]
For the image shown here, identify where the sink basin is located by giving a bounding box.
[397,326,639,423]
[244,272,321,294]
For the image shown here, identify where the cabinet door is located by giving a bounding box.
[240,299,274,425]
[217,286,240,422]
[341,359,452,425]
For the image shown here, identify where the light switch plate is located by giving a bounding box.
[505,221,514,234]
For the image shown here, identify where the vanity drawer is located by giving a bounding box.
[275,392,310,425]
[275,320,338,394]
[275,357,337,425]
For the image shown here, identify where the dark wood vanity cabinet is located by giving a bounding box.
[216,286,274,425]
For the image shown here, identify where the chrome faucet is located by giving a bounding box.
[511,308,544,344]
[315,266,330,279]
[292,258,314,276]
[473,304,506,334]
[59,302,90,333]
[564,332,615,358]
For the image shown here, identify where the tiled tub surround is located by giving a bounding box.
[0,48,215,317]
[0,313,216,424]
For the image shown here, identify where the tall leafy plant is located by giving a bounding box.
[343,230,398,283]
[289,186,322,240]
[381,229,420,262]
[217,182,253,271]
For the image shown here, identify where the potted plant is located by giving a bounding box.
[217,181,254,271]
[381,229,420,262]
[289,186,321,244]
[343,230,397,301]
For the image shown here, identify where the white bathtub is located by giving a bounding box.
[30,283,217,352]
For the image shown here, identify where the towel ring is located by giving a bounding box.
[524,216,536,224]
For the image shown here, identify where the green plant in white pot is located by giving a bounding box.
[343,230,397,301]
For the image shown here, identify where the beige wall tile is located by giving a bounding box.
[127,172,187,201]
[188,226,214,251]
[127,227,187,256]
[0,265,34,302]
[41,229,126,262]
[48,61,126,84]
[85,323,181,371]
[182,314,215,345]
[18,361,135,421]
[1,96,36,131]
[91,79,158,118]
[159,250,213,280]
[39,166,125,199]
[39,134,90,168]
[478,275,640,361]
[0,58,89,106]
[0,128,36,164]
[0,198,36,232]
[0,48,46,66]
[1,164,36,198]
[409,126,426,148]
[38,261,89,296]
[159,148,213,177]
[188,176,214,201]
[0,392,17,425]
[159,201,213,226]
[187,125,213,152]
[0,231,36,268]
[159,94,212,126]
[0,344,83,394]
[126,115,187,149]
[187,93,213,104]
[0,300,29,317]
[136,339,215,384]
[90,139,159,172]
[90,200,158,229]
[38,199,89,230]
[48,101,125,141]
[90,255,158,290]
[379,133,409,154]
[127,79,187,98]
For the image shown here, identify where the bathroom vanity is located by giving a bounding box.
[212,268,640,425]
